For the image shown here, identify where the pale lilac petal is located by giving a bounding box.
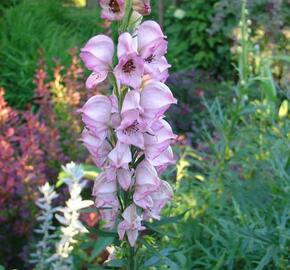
[127,229,139,247]
[118,32,137,58]
[114,53,144,89]
[108,142,132,168]
[116,128,145,149]
[121,90,141,115]
[135,159,159,186]
[141,82,177,121]
[79,95,112,135]
[81,35,114,70]
[133,189,154,209]
[138,20,167,58]
[117,168,133,191]
[86,71,108,89]
[117,221,128,240]
[93,173,117,195]
[150,146,174,167]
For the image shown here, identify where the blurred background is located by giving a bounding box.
[0,0,289,269]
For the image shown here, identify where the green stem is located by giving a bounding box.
[128,246,135,270]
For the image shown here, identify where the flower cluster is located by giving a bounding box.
[79,1,176,247]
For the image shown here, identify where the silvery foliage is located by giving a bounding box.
[47,162,93,270]
[30,182,59,270]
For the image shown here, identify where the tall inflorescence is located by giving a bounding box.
[79,0,176,248]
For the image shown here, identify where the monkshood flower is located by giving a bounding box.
[79,8,177,252]
[81,20,170,91]
[117,204,145,246]
[100,0,125,21]
[30,183,59,269]
[48,162,93,269]
[80,35,114,89]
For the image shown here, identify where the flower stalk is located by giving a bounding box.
[79,0,176,267]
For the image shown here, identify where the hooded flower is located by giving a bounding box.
[81,129,112,167]
[106,142,133,191]
[144,180,173,220]
[137,21,168,78]
[78,95,112,139]
[117,204,145,246]
[92,173,120,229]
[133,160,160,209]
[116,90,146,149]
[80,35,114,89]
[133,0,151,16]
[140,81,177,122]
[100,0,125,21]
[150,146,174,170]
[92,173,119,209]
[114,33,144,89]
[144,119,176,162]
[108,142,132,169]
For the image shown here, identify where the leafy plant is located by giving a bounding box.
[0,0,101,108]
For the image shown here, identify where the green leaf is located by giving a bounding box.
[255,246,276,270]
[89,236,114,262]
[105,259,125,267]
[140,238,180,270]
[0,265,5,270]
[212,251,226,270]
[145,211,187,227]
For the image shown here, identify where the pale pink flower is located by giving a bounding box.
[133,0,151,16]
[117,204,145,246]
[137,21,168,79]
[145,56,171,83]
[133,160,160,209]
[140,81,177,122]
[80,35,114,89]
[81,129,112,167]
[144,180,173,220]
[114,33,144,89]
[116,90,146,149]
[100,0,125,21]
[144,119,176,161]
[92,173,119,209]
[78,95,112,139]
[105,166,133,191]
[150,146,174,169]
[93,173,120,229]
[108,142,132,169]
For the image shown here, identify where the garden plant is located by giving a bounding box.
[0,0,289,269]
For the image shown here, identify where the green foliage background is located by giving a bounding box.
[0,0,100,108]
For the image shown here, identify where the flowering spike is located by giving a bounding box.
[79,1,177,251]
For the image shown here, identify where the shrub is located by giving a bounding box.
[0,86,65,267]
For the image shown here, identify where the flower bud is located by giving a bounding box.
[132,0,151,16]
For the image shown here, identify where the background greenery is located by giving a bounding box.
[0,0,289,269]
